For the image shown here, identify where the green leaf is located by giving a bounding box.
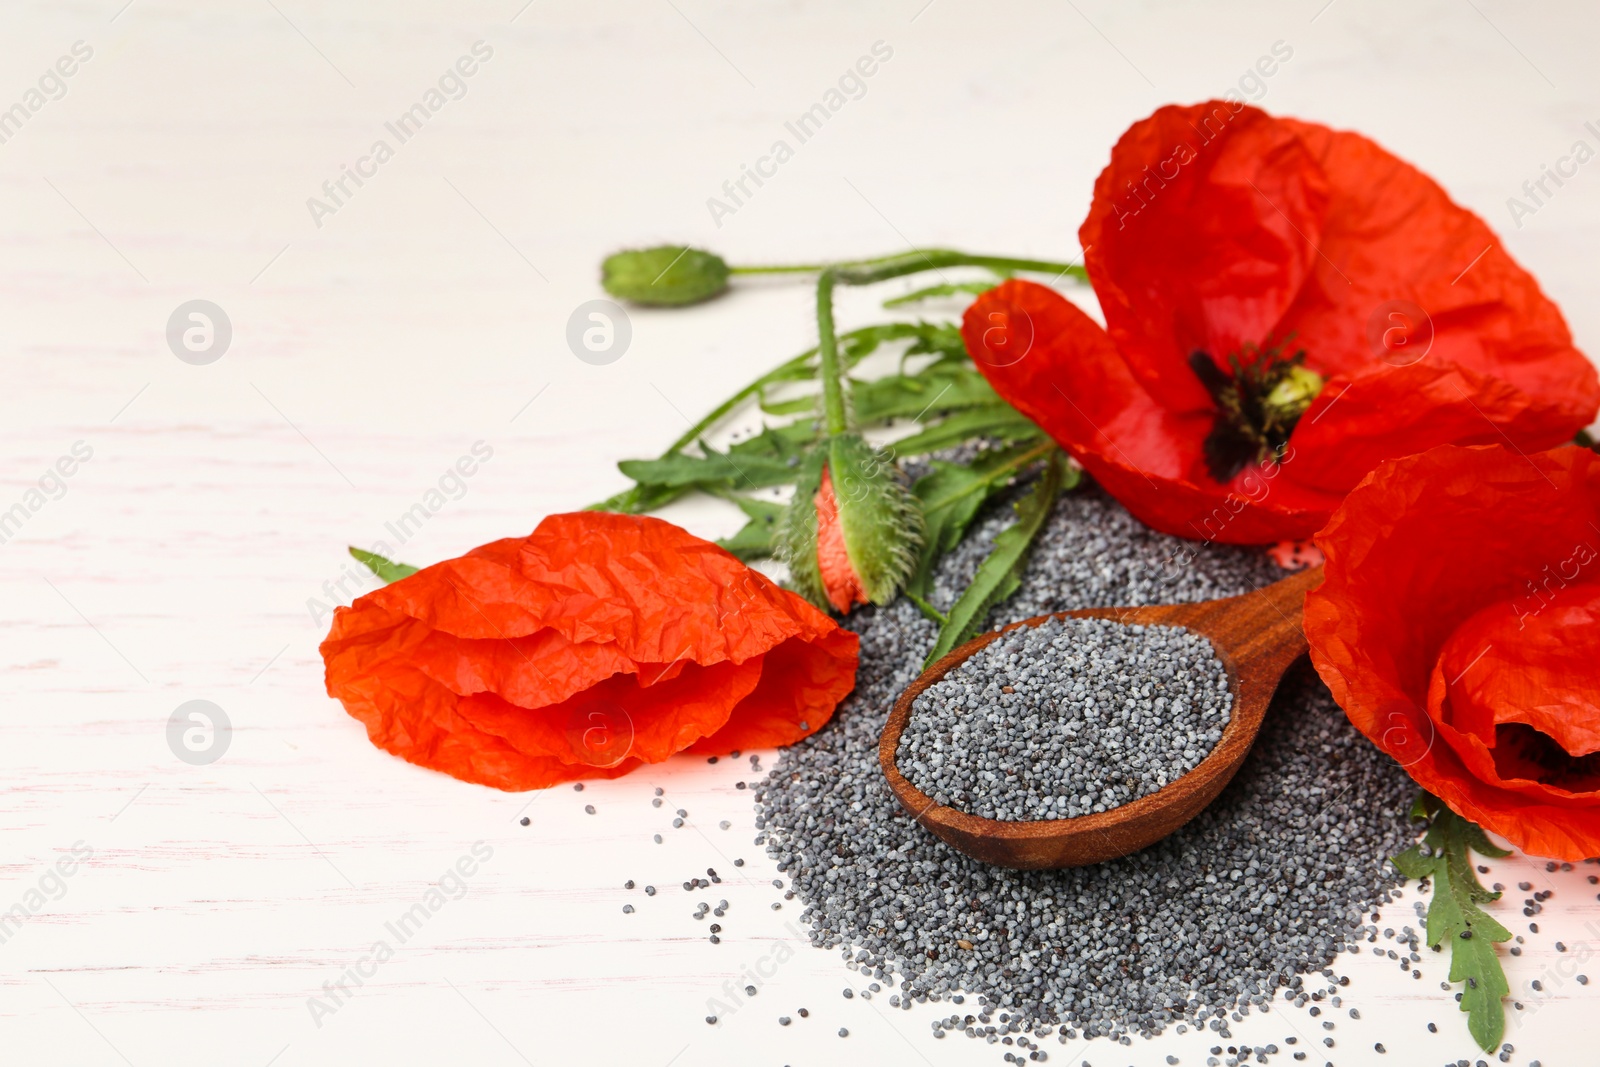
[349,547,418,583]
[922,453,1065,667]
[617,445,803,490]
[851,365,1000,423]
[589,481,692,514]
[898,321,967,362]
[1390,846,1430,881]
[728,421,817,461]
[882,280,999,309]
[889,405,1044,456]
[1390,793,1512,1052]
[715,495,785,561]
[1460,821,1513,860]
[758,392,819,416]
[907,441,1055,598]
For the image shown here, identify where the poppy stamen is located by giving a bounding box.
[1190,340,1322,481]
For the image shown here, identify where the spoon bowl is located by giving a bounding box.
[879,564,1323,870]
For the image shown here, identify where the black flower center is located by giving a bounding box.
[1492,723,1600,792]
[1189,340,1321,482]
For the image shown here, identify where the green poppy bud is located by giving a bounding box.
[777,434,923,614]
[601,246,730,307]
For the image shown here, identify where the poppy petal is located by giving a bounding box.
[1286,359,1590,493]
[1276,117,1600,425]
[1082,101,1330,414]
[322,512,859,790]
[964,279,1339,543]
[1306,443,1600,860]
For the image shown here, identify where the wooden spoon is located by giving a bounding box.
[879,563,1323,870]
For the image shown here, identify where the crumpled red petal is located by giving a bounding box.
[321,512,859,790]
[1306,443,1600,860]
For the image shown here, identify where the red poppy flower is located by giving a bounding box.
[1305,443,1600,861]
[963,101,1599,544]
[321,512,859,790]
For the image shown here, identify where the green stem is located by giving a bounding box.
[673,250,1084,453]
[734,249,1088,284]
[816,268,848,436]
[730,251,921,276]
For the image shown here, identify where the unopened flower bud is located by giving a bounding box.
[778,434,923,614]
[601,246,730,306]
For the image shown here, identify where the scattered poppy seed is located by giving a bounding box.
[519,817,530,826]
[752,488,1417,1043]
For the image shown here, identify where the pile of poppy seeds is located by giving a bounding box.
[753,483,1422,1047]
[899,616,1232,821]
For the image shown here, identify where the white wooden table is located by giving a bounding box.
[4,1,1598,1063]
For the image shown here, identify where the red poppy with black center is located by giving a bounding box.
[963,101,1600,544]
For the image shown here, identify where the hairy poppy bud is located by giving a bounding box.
[779,434,923,614]
[601,246,730,306]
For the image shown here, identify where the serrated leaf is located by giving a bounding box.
[922,453,1065,667]
[1390,795,1512,1052]
[907,442,1056,599]
[1390,845,1432,881]
[882,280,998,309]
[728,421,816,460]
[1460,822,1512,859]
[715,495,785,561]
[758,392,819,416]
[349,547,418,584]
[618,446,802,490]
[851,365,1000,423]
[890,405,1044,456]
[590,481,692,514]
[899,321,966,361]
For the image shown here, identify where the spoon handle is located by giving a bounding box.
[1217,562,1323,679]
